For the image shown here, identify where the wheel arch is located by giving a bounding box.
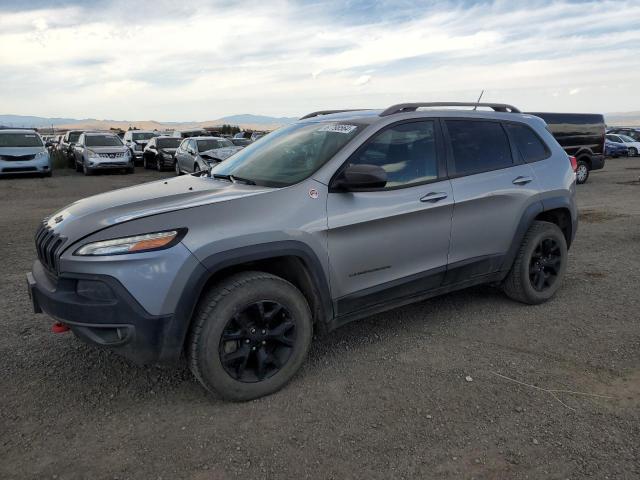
[501,197,576,275]
[163,241,333,362]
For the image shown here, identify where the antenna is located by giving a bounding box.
[473,90,484,110]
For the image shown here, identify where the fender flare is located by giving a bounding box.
[501,196,577,275]
[159,241,333,362]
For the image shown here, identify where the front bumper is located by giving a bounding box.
[27,260,172,364]
[0,157,51,175]
[87,158,132,169]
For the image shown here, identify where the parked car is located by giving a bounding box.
[607,127,640,141]
[0,129,51,177]
[73,132,134,175]
[27,101,577,401]
[230,138,252,147]
[250,132,265,141]
[142,136,182,171]
[604,138,629,158]
[606,133,640,156]
[174,136,242,175]
[58,130,84,168]
[233,131,252,139]
[171,129,210,139]
[527,112,605,184]
[123,130,159,165]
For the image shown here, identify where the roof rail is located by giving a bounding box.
[299,109,369,120]
[380,102,521,116]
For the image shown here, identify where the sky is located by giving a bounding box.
[0,0,639,121]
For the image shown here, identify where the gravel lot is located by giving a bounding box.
[1,160,639,479]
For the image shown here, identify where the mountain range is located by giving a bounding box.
[0,114,298,131]
[1,111,639,130]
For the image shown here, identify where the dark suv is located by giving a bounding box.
[28,102,577,401]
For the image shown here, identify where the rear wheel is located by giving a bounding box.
[575,160,589,184]
[188,271,313,401]
[503,221,568,304]
[75,160,83,172]
[143,156,149,169]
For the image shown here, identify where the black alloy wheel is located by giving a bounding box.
[219,301,296,383]
[529,238,562,292]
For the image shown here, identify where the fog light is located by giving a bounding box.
[76,280,115,301]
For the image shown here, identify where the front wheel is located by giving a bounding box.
[576,160,589,184]
[156,156,164,171]
[143,156,149,169]
[502,221,568,305]
[629,147,637,157]
[175,160,182,176]
[187,271,313,401]
[82,163,93,176]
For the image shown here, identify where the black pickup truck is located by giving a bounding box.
[527,112,605,184]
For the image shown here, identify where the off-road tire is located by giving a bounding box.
[187,271,313,401]
[503,221,568,305]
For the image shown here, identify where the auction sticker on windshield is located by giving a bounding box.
[318,124,358,134]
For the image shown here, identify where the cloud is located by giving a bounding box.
[0,0,639,120]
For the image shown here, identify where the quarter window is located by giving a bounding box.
[348,121,438,188]
[445,120,513,176]
[505,123,550,163]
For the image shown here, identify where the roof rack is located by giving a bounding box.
[299,109,370,120]
[380,102,521,117]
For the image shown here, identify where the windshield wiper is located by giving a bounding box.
[211,173,256,185]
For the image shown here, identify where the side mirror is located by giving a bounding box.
[332,164,387,191]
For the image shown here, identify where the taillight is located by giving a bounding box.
[568,155,577,172]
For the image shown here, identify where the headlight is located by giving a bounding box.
[75,230,183,256]
[87,149,100,158]
[36,150,49,159]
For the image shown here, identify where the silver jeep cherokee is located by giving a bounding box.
[27,102,577,401]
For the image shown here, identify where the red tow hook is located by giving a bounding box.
[52,322,70,334]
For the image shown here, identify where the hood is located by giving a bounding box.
[46,175,273,245]
[0,146,45,156]
[200,146,242,161]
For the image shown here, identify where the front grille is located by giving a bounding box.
[135,144,143,151]
[98,152,125,158]
[35,223,67,274]
[98,161,127,166]
[1,154,36,161]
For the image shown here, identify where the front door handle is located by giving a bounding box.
[512,176,533,185]
[420,192,448,203]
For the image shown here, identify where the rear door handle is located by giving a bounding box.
[512,176,533,185]
[420,192,448,203]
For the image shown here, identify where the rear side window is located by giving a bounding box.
[445,120,512,176]
[505,124,550,163]
[349,121,438,188]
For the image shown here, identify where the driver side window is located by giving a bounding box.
[348,121,438,188]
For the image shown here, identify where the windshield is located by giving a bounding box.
[198,139,234,151]
[86,135,122,147]
[68,132,82,142]
[619,135,635,142]
[157,138,181,149]
[210,122,363,187]
[132,132,156,141]
[0,133,43,148]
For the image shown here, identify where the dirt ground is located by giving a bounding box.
[1,159,639,479]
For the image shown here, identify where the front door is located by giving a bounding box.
[327,120,453,316]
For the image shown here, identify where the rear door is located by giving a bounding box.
[444,119,541,282]
[327,119,453,315]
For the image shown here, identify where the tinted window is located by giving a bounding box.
[606,135,621,143]
[131,132,156,141]
[505,124,549,163]
[157,138,181,148]
[349,121,438,188]
[197,139,234,151]
[0,132,43,147]
[445,120,512,175]
[68,132,81,143]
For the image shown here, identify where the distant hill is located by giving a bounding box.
[0,113,297,131]
[605,111,640,126]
